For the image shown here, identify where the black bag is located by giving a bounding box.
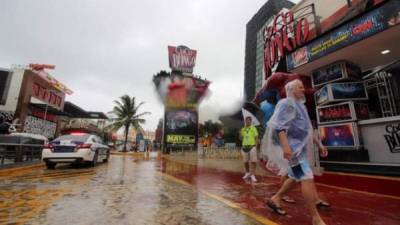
[291,164,304,179]
[242,146,254,153]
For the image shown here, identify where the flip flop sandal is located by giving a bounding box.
[281,196,296,203]
[316,201,331,208]
[266,200,286,215]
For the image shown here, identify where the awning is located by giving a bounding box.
[63,101,89,118]
[30,102,108,120]
[287,0,400,75]
[63,102,108,119]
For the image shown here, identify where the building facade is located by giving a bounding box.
[0,67,67,138]
[244,0,295,101]
[0,65,109,140]
[258,0,400,174]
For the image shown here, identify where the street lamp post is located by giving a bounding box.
[43,89,58,121]
[44,104,48,121]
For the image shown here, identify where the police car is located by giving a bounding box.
[42,133,110,169]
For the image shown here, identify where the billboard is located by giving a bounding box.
[317,102,354,124]
[314,82,368,105]
[168,46,197,73]
[331,82,368,99]
[263,6,314,79]
[317,101,370,124]
[287,0,400,70]
[311,61,362,87]
[164,108,198,149]
[318,122,361,149]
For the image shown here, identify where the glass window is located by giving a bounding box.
[53,134,90,142]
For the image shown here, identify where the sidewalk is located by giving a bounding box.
[0,160,43,175]
[158,154,400,225]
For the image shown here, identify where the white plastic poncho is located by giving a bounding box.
[261,80,314,175]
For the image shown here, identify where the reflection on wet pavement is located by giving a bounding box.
[0,154,263,225]
[160,155,400,225]
[0,165,94,225]
[1,152,400,225]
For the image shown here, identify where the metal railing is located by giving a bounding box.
[0,143,43,167]
[168,146,242,160]
[168,145,323,174]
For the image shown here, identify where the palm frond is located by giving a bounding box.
[134,101,145,112]
[132,111,151,119]
[109,95,149,135]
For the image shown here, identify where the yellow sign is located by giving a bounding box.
[166,135,195,144]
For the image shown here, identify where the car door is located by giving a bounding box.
[87,136,98,158]
[94,135,108,160]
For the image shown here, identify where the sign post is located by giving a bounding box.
[154,45,209,152]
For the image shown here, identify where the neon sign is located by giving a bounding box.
[263,11,310,79]
[168,46,197,73]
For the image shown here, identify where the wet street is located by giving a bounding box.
[0,153,264,225]
[1,153,400,225]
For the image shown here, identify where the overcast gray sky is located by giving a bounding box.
[0,0,297,131]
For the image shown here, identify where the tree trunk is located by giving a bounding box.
[123,125,130,152]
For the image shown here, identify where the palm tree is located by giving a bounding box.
[109,95,151,152]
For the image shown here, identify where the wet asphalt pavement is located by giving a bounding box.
[0,153,263,225]
[1,152,400,225]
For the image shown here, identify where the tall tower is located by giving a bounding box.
[153,46,210,152]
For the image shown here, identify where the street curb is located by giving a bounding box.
[0,162,44,175]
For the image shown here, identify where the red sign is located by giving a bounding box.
[31,108,57,122]
[32,82,64,109]
[168,46,197,73]
[263,11,310,79]
[29,64,56,70]
[352,19,373,35]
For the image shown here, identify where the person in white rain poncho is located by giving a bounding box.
[261,79,329,225]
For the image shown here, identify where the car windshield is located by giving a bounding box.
[53,134,90,142]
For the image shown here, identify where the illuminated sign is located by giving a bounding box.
[166,135,195,144]
[319,122,360,149]
[168,46,197,73]
[164,108,198,149]
[314,82,368,106]
[311,61,361,87]
[287,0,400,70]
[263,10,311,79]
